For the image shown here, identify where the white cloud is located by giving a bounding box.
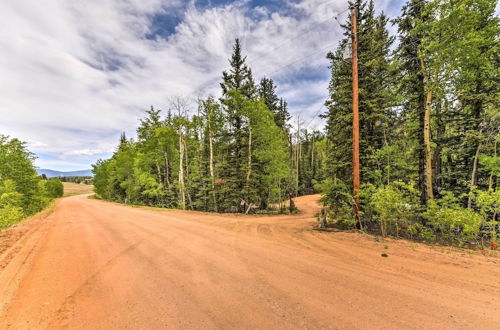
[64,148,114,156]
[0,0,399,170]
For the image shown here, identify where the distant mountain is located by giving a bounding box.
[37,169,93,178]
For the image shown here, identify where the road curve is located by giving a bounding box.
[0,194,499,329]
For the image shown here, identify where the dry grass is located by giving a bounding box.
[63,182,94,197]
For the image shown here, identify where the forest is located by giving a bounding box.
[92,39,324,213]
[90,0,499,246]
[0,136,63,229]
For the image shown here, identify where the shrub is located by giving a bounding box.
[369,181,418,237]
[423,192,482,245]
[0,179,25,229]
[46,178,64,198]
[0,136,61,230]
[472,188,499,243]
[0,206,24,229]
[318,179,355,228]
[407,223,436,242]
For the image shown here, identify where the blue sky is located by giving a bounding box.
[0,0,406,171]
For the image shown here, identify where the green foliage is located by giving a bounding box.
[471,188,499,243]
[46,179,64,198]
[423,193,483,245]
[317,179,355,228]
[0,206,24,229]
[90,37,328,214]
[320,0,498,248]
[369,182,418,237]
[479,154,500,183]
[258,77,290,130]
[0,136,61,229]
[325,0,397,189]
[0,180,24,225]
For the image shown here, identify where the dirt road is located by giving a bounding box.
[0,194,499,329]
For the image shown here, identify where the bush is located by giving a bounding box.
[0,135,61,229]
[407,223,436,242]
[423,192,482,245]
[471,188,499,243]
[0,179,25,229]
[0,206,24,229]
[368,181,419,237]
[46,178,64,198]
[319,173,496,248]
[317,178,355,228]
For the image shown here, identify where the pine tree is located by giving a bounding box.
[323,0,396,211]
[395,0,428,202]
[220,39,256,98]
[258,77,291,130]
[357,1,397,184]
[219,39,256,210]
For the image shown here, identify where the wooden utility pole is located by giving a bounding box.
[296,115,300,197]
[351,8,361,229]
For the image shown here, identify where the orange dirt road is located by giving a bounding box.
[0,194,499,329]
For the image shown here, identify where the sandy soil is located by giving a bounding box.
[0,194,498,329]
[62,182,94,197]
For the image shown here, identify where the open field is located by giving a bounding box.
[0,194,499,329]
[62,182,94,197]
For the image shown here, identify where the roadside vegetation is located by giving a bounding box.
[0,135,63,229]
[93,39,326,213]
[94,0,498,248]
[319,0,498,248]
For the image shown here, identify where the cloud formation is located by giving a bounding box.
[0,0,401,170]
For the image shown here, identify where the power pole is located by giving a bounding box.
[296,115,300,197]
[351,7,361,229]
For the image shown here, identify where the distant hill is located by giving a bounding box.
[37,169,93,178]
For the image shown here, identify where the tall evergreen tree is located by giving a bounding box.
[258,77,291,130]
[219,39,256,208]
[395,0,428,202]
[323,0,396,210]
[220,38,255,99]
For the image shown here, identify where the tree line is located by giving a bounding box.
[321,0,498,246]
[57,176,93,185]
[0,135,63,229]
[93,39,326,213]
[93,0,498,246]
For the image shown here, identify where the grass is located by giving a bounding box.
[62,182,94,197]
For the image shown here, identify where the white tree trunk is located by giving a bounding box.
[178,132,186,209]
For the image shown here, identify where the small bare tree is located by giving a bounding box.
[168,96,191,210]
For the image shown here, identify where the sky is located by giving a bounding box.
[0,0,405,171]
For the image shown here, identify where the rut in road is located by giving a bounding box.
[0,194,499,329]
